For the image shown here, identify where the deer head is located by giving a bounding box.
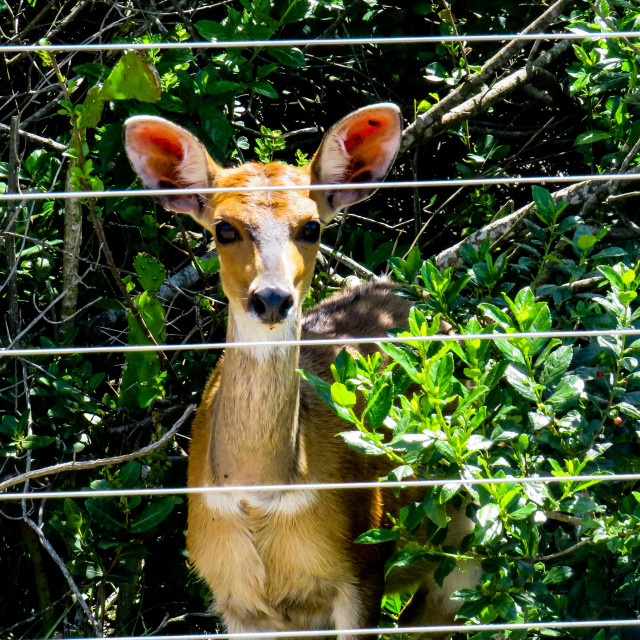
[123,104,402,345]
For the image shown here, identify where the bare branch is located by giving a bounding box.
[0,404,196,493]
[435,180,603,270]
[400,0,574,153]
[22,516,103,637]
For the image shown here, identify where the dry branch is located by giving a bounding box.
[434,180,603,270]
[3,116,21,341]
[60,159,83,328]
[427,39,572,144]
[23,515,103,638]
[0,404,196,493]
[400,0,574,153]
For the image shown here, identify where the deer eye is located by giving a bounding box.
[215,221,239,245]
[297,221,321,244]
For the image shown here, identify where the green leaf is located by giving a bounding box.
[118,461,141,489]
[103,51,161,102]
[542,565,574,584]
[577,234,597,251]
[85,499,125,531]
[540,345,573,386]
[505,364,539,402]
[509,503,537,520]
[618,402,640,419]
[204,80,245,97]
[575,130,612,146]
[532,185,555,223]
[380,342,421,383]
[79,85,107,128]
[434,556,457,588]
[339,431,384,456]
[268,46,306,68]
[547,376,584,410]
[130,497,176,533]
[298,370,356,424]
[386,548,431,574]
[355,528,400,544]
[364,382,393,430]
[194,20,229,41]
[424,497,449,528]
[330,382,356,409]
[21,434,56,450]
[134,253,167,296]
[251,80,278,99]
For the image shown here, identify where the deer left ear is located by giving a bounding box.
[123,115,218,221]
[309,103,402,223]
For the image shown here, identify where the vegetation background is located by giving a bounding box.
[1,0,639,638]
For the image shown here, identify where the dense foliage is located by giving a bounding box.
[1,0,639,638]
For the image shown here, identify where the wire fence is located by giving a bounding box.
[2,18,640,640]
[2,173,640,202]
[2,30,640,54]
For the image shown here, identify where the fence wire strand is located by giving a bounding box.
[48,619,640,640]
[2,328,640,359]
[2,173,640,202]
[2,30,640,54]
[2,473,640,502]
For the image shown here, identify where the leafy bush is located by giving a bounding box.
[305,186,640,636]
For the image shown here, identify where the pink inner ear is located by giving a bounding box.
[344,118,384,153]
[148,134,184,160]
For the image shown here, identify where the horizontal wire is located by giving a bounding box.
[2,328,640,358]
[2,31,640,54]
[52,618,640,640]
[2,174,640,202]
[3,473,639,501]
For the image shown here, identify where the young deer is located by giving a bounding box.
[124,104,479,638]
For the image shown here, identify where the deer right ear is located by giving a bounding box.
[309,103,402,223]
[123,116,217,221]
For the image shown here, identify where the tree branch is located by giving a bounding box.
[0,404,196,493]
[400,0,574,153]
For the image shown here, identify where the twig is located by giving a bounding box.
[544,510,584,527]
[0,404,196,493]
[47,51,179,381]
[319,242,375,279]
[23,515,103,637]
[3,116,21,341]
[525,537,591,562]
[406,39,572,151]
[400,0,574,153]
[435,180,604,270]
[231,122,318,139]
[61,157,83,328]
[606,191,640,204]
[4,266,92,350]
[0,121,67,151]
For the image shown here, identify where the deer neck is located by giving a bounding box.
[208,309,306,487]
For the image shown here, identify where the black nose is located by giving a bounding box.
[248,288,294,323]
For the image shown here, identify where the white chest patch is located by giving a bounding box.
[203,487,318,515]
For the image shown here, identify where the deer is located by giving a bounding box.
[124,104,480,639]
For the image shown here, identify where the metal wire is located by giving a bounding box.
[2,328,640,359]
[2,31,640,54]
[51,618,640,640]
[2,173,640,202]
[2,473,639,502]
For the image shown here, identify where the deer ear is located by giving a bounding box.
[309,103,402,222]
[123,116,217,221]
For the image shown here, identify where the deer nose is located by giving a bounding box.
[249,287,294,324]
